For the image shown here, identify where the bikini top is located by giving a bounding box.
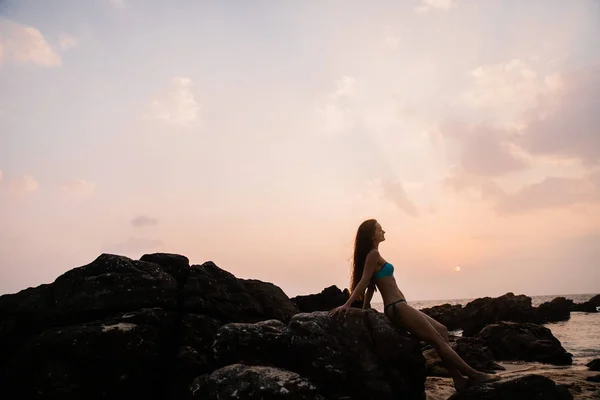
[373,261,394,280]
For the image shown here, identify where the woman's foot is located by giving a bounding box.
[469,372,501,385]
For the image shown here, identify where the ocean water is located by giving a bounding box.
[372,294,600,365]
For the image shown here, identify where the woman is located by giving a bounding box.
[329,219,500,391]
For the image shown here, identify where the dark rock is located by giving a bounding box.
[587,358,600,371]
[424,336,504,377]
[588,294,600,307]
[52,253,179,320]
[572,294,600,313]
[290,285,361,312]
[586,374,600,382]
[211,309,427,400]
[448,374,573,400]
[462,293,539,337]
[139,253,190,287]
[2,308,174,399]
[536,297,572,323]
[571,301,598,313]
[181,261,298,323]
[240,279,300,322]
[189,364,326,399]
[421,303,464,331]
[478,322,573,365]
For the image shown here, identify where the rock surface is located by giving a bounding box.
[478,322,573,365]
[189,364,326,399]
[587,359,600,371]
[0,252,427,400]
[448,374,573,400]
[210,309,427,400]
[290,285,361,312]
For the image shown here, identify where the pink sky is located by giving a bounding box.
[1,0,599,301]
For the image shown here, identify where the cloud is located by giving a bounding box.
[0,168,3,182]
[380,179,419,217]
[61,179,95,196]
[316,76,358,135]
[517,65,600,166]
[109,0,129,9]
[439,121,529,177]
[463,59,552,111]
[9,175,39,196]
[57,34,78,51]
[150,77,201,128]
[415,0,457,13]
[131,215,158,228]
[102,237,163,256]
[0,19,61,67]
[495,172,600,214]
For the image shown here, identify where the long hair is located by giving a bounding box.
[350,219,378,295]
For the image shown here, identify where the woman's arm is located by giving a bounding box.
[344,250,379,306]
[363,283,375,309]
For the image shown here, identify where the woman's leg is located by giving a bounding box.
[419,312,468,389]
[389,302,498,383]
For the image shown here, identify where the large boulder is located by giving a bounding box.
[461,293,539,336]
[478,322,573,365]
[421,303,464,331]
[181,261,299,323]
[207,308,427,400]
[290,285,361,312]
[587,358,600,371]
[535,297,573,323]
[189,364,326,399]
[448,374,573,400]
[1,307,175,399]
[571,294,599,313]
[0,253,308,400]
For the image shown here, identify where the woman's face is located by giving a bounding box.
[373,222,386,244]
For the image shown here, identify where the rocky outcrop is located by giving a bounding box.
[587,359,600,371]
[571,295,599,313]
[537,297,574,323]
[422,293,599,337]
[290,285,362,312]
[461,293,539,336]
[207,309,427,399]
[0,253,427,400]
[448,374,573,400]
[478,322,573,365]
[189,364,326,399]
[421,303,464,331]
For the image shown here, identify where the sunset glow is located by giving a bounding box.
[1,0,599,301]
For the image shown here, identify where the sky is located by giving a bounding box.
[1,0,599,301]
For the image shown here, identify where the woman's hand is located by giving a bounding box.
[329,303,351,318]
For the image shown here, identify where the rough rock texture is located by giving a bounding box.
[478,322,573,365]
[571,295,599,313]
[209,309,427,400]
[189,364,326,399]
[461,293,539,337]
[0,253,427,400]
[447,374,573,400]
[290,285,361,312]
[421,304,464,331]
[587,359,600,371]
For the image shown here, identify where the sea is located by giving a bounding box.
[372,293,600,366]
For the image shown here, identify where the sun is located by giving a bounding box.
[454,266,461,272]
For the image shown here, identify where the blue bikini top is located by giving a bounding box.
[373,261,394,280]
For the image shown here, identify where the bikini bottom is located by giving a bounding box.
[384,299,407,320]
